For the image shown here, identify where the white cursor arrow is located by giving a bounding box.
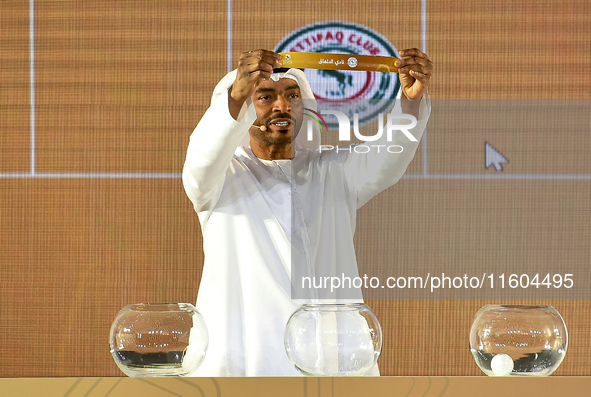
[485,142,509,172]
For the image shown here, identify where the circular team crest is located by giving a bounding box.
[275,21,401,128]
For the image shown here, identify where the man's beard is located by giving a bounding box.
[252,130,295,147]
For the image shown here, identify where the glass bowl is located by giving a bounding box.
[284,303,382,376]
[109,303,208,377]
[469,305,567,376]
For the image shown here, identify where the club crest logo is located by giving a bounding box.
[275,21,400,129]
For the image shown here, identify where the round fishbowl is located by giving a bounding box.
[110,303,208,377]
[469,305,567,376]
[284,303,382,376]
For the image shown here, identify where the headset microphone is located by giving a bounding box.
[253,125,267,131]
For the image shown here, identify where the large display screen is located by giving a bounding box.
[1,0,589,377]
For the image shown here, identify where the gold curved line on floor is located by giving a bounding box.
[61,378,83,397]
[103,378,122,397]
[209,378,222,397]
[421,377,432,397]
[436,377,450,396]
[82,378,103,397]
[175,378,206,397]
[138,379,184,397]
[404,377,415,397]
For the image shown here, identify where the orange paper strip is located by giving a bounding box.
[279,52,399,73]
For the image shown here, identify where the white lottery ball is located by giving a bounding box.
[491,353,514,376]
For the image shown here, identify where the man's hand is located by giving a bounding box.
[228,50,282,120]
[395,48,433,100]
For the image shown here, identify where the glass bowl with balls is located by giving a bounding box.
[469,305,568,376]
[109,303,208,377]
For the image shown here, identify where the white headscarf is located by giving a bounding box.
[210,68,321,151]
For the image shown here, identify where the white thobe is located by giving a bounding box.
[182,88,430,376]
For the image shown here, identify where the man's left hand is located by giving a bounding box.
[396,48,433,99]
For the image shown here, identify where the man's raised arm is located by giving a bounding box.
[343,48,434,208]
[182,50,282,212]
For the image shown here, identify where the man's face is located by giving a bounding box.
[250,77,304,147]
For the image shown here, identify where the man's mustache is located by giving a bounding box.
[264,113,297,127]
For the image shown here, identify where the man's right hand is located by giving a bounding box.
[228,50,282,120]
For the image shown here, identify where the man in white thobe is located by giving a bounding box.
[183,49,432,376]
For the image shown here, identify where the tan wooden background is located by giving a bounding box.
[1,0,589,377]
